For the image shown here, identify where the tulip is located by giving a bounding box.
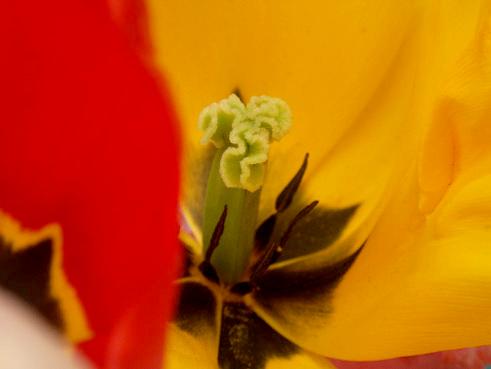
[0,0,180,368]
[140,1,491,368]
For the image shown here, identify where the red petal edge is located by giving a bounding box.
[0,1,181,368]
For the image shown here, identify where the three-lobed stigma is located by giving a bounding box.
[199,94,291,192]
[199,93,294,284]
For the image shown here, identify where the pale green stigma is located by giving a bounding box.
[199,93,292,283]
[199,94,291,192]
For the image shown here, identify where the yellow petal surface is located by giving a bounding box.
[165,321,337,369]
[258,1,426,265]
[247,1,491,361]
[164,324,218,369]
[154,0,491,362]
[286,0,489,257]
[166,278,338,369]
[265,352,336,369]
[324,10,491,359]
[306,168,491,360]
[164,279,221,369]
[250,165,491,360]
[147,0,417,237]
[418,1,491,214]
[148,0,415,153]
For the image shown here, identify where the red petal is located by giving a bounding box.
[0,1,180,368]
[107,0,153,59]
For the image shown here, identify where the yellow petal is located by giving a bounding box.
[246,241,362,358]
[147,0,415,152]
[418,107,456,214]
[164,324,218,369]
[168,281,332,369]
[147,0,418,236]
[307,172,491,360]
[167,279,337,369]
[164,280,220,369]
[162,1,491,362]
[165,323,337,369]
[180,145,214,247]
[179,222,202,257]
[259,10,424,262]
[315,10,491,360]
[436,174,491,235]
[418,1,491,214]
[285,0,490,255]
[249,166,491,360]
[247,2,491,360]
[265,352,337,369]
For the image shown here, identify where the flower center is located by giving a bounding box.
[199,93,292,284]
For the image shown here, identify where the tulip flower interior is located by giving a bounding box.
[168,93,362,369]
[5,1,491,369]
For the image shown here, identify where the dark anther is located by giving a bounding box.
[199,205,227,285]
[232,88,244,102]
[275,153,309,213]
[249,242,280,283]
[253,244,365,302]
[205,205,228,262]
[253,154,309,256]
[250,201,319,283]
[270,200,318,264]
[199,261,220,284]
[254,214,277,252]
[230,281,254,296]
[279,200,318,247]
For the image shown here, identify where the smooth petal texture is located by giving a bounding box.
[265,353,336,369]
[265,18,421,262]
[246,240,361,359]
[267,0,490,260]
[275,7,491,360]
[145,0,418,238]
[149,0,413,147]
[147,0,415,154]
[164,279,220,369]
[168,279,337,369]
[164,324,218,369]
[166,308,338,369]
[108,0,154,58]
[245,10,427,343]
[267,162,491,360]
[139,0,491,364]
[165,324,338,369]
[242,1,491,361]
[0,1,180,367]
